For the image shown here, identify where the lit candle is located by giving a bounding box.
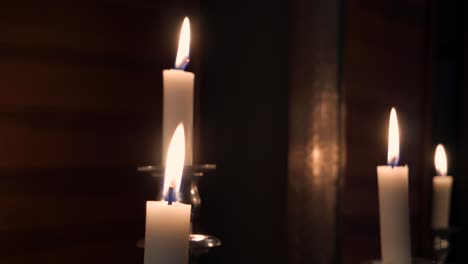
[163,17,194,165]
[376,108,411,264]
[432,144,453,229]
[145,124,191,264]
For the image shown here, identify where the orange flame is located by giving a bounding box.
[163,123,185,199]
[175,17,190,70]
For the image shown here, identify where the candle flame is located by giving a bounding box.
[175,17,190,70]
[163,123,185,200]
[387,107,400,166]
[435,144,447,176]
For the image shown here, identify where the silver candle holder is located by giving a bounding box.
[433,227,458,264]
[137,164,221,260]
[361,227,459,264]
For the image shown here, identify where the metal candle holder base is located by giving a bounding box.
[433,227,458,264]
[137,164,221,257]
[136,234,221,253]
[362,226,460,264]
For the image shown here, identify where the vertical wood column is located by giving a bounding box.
[288,0,344,263]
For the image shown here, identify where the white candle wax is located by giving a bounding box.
[377,165,411,264]
[432,176,453,229]
[146,124,190,264]
[432,144,453,229]
[144,201,191,264]
[163,69,194,165]
[377,108,411,264]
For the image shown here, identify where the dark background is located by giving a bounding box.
[343,0,433,262]
[431,0,466,263]
[0,0,465,264]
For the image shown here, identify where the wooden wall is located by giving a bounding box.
[0,3,198,263]
[343,0,433,262]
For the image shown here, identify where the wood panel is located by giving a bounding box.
[0,110,159,167]
[0,168,155,263]
[0,63,162,112]
[0,4,199,60]
[0,2,200,263]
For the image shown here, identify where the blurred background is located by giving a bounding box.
[0,0,465,263]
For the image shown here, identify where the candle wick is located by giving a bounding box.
[167,187,175,205]
[175,58,190,71]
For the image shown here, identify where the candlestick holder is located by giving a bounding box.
[137,164,221,261]
[433,227,458,264]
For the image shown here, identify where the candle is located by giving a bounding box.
[145,124,191,264]
[432,144,453,229]
[163,17,194,165]
[377,108,411,264]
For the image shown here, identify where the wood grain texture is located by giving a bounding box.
[0,2,200,263]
